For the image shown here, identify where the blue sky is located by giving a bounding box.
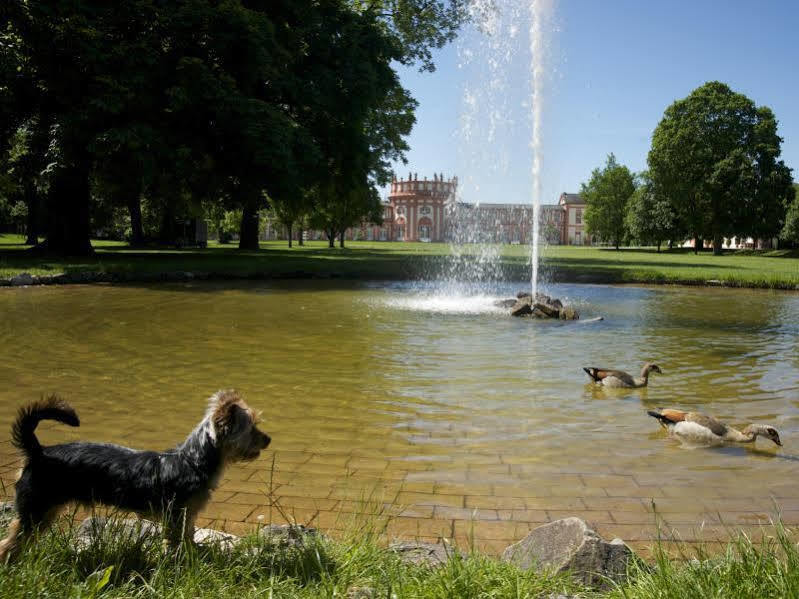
[386,0,798,206]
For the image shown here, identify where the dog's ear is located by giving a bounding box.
[213,401,251,438]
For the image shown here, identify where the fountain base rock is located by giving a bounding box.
[496,292,579,320]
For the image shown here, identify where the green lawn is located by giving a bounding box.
[1,234,797,288]
[1,511,798,598]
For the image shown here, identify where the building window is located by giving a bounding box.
[420,205,432,216]
[575,209,582,224]
[396,206,405,215]
[397,226,405,241]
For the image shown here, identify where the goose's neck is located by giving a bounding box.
[726,426,755,443]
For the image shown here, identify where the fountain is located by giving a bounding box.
[442,0,579,319]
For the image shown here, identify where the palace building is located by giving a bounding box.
[317,173,594,245]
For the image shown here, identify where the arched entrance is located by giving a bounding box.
[417,217,433,242]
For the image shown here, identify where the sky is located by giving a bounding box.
[386,0,799,206]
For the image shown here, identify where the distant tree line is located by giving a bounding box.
[0,1,468,254]
[581,82,797,253]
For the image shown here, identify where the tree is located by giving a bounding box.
[580,154,635,250]
[625,172,679,252]
[356,1,469,72]
[781,184,799,245]
[648,81,794,255]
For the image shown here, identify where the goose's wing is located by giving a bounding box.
[685,412,728,436]
[583,367,630,383]
[647,408,687,425]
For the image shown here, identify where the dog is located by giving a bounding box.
[0,390,270,563]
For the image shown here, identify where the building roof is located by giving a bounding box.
[559,193,585,205]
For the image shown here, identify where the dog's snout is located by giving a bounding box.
[260,431,271,449]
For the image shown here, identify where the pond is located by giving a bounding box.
[1,281,798,553]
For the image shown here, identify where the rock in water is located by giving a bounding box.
[501,517,633,588]
[558,306,579,320]
[510,296,533,316]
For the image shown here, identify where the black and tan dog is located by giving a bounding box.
[0,390,270,563]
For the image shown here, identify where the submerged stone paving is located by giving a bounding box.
[4,440,793,556]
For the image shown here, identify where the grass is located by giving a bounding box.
[1,509,798,598]
[1,233,798,289]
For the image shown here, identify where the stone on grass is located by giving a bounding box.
[0,501,15,527]
[75,516,240,551]
[501,517,633,589]
[389,540,452,567]
[258,523,321,549]
[11,272,35,286]
[75,517,161,550]
[346,587,375,599]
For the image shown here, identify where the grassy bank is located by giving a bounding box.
[1,234,797,289]
[1,512,798,598]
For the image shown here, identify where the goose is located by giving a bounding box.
[583,363,662,388]
[647,408,782,447]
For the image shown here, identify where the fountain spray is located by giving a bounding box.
[529,0,553,299]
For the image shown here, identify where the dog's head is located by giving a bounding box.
[209,390,271,461]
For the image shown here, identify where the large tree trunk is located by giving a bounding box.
[24,183,39,245]
[286,221,292,248]
[657,240,661,253]
[35,160,93,256]
[297,226,304,246]
[694,235,703,254]
[327,229,335,248]
[159,200,176,243]
[712,232,723,255]
[339,230,345,248]
[239,202,260,250]
[127,191,144,247]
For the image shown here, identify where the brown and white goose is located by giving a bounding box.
[647,408,782,446]
[583,363,662,388]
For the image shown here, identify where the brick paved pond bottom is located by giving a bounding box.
[1,281,798,554]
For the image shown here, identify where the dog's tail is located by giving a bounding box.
[11,395,80,457]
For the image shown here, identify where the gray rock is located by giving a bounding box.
[75,516,240,550]
[494,298,518,308]
[502,517,633,588]
[516,291,532,299]
[75,517,161,549]
[11,272,35,286]
[193,527,240,550]
[0,501,15,527]
[346,587,375,599]
[0,278,10,286]
[258,523,321,549]
[511,296,533,317]
[389,540,452,567]
[558,306,579,320]
[533,302,560,318]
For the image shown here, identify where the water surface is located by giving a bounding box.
[1,281,797,550]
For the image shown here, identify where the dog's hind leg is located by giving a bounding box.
[0,506,60,564]
[0,518,23,563]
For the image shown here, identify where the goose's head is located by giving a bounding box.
[644,363,663,375]
[746,424,782,446]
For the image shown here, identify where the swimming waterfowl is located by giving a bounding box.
[583,363,662,388]
[647,408,782,446]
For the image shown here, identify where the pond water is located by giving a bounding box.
[1,281,798,552]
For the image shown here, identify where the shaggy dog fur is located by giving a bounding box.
[0,390,270,563]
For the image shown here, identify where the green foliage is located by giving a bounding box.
[2,0,451,255]
[781,184,799,244]
[581,153,636,249]
[354,0,470,73]
[648,81,794,254]
[625,172,678,250]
